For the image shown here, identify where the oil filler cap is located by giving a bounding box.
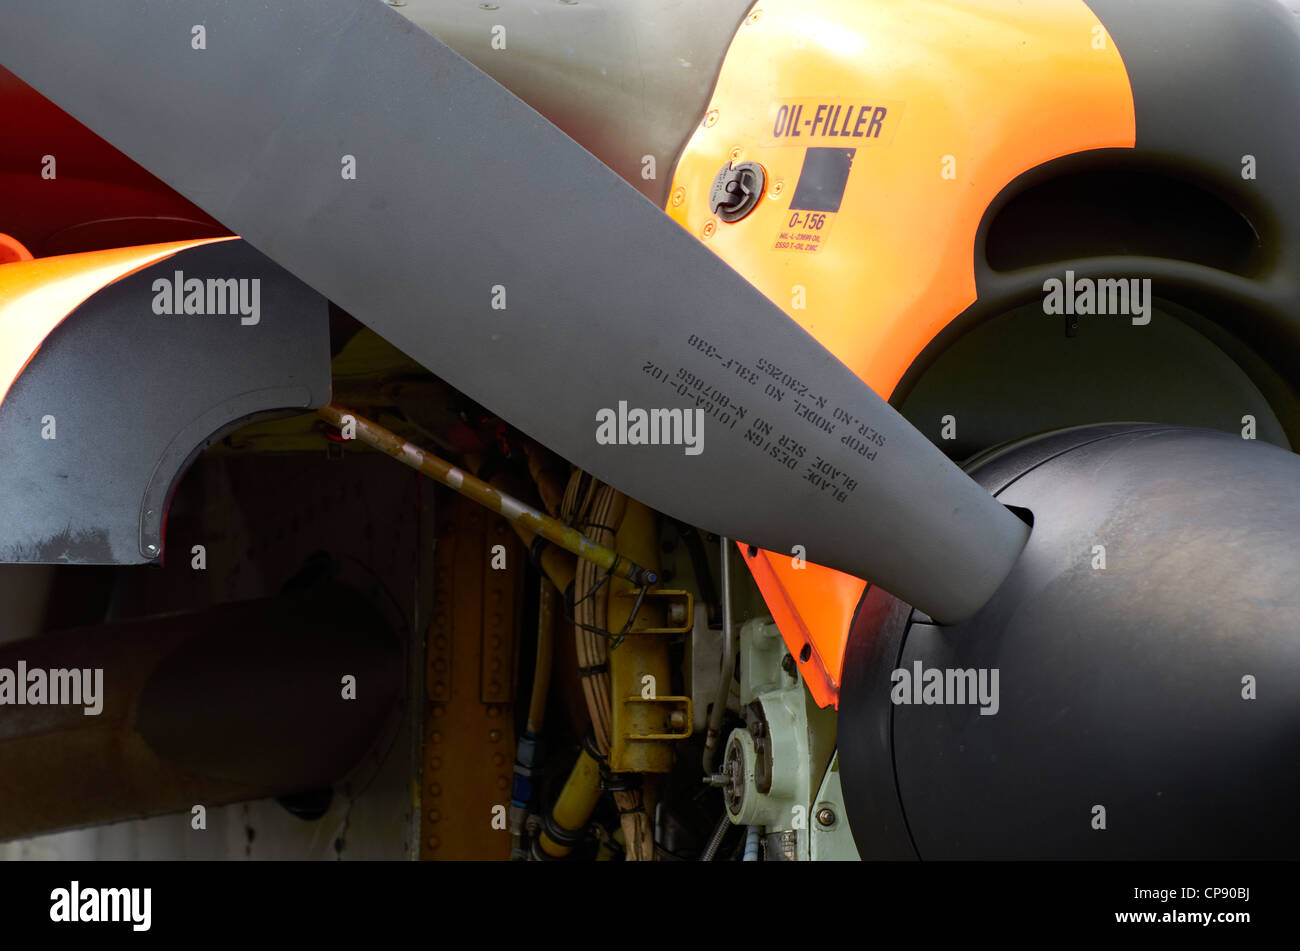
[709,161,765,222]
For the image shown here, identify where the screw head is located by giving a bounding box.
[703,110,719,128]
[671,186,686,207]
[702,220,717,238]
[816,807,836,827]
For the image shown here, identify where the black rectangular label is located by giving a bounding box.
[789,148,856,213]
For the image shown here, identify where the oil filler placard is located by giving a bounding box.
[774,147,855,253]
[763,99,902,148]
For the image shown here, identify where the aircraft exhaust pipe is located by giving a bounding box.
[0,584,400,842]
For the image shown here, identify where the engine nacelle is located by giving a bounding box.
[840,424,1300,859]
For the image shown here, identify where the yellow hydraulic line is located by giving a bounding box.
[528,577,556,735]
[318,403,657,586]
[470,462,577,592]
[538,747,604,858]
[509,521,576,593]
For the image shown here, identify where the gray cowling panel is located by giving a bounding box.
[839,425,1300,859]
[0,239,330,564]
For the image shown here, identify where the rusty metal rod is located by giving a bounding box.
[318,403,657,586]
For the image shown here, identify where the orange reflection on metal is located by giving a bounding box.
[0,237,234,408]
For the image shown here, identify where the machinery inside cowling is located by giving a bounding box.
[1,0,1299,862]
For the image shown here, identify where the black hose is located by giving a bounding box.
[674,520,720,626]
[702,536,735,776]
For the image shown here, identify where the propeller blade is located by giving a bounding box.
[0,0,1028,622]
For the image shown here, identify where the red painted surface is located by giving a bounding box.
[0,66,230,257]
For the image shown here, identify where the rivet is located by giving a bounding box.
[671,187,686,207]
[702,220,717,238]
[703,110,719,128]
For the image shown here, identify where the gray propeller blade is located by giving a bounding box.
[0,0,1028,622]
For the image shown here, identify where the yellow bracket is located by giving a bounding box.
[614,588,694,635]
[620,695,693,741]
